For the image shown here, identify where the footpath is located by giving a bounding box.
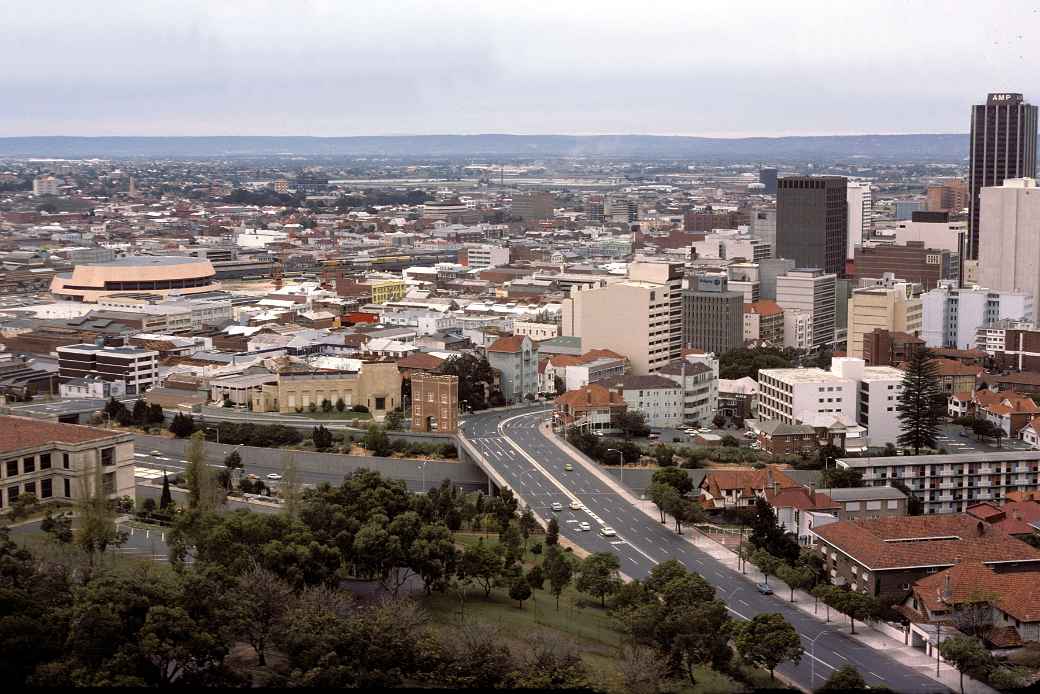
[538,422,997,694]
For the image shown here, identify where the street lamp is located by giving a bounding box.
[418,460,428,494]
[607,448,624,486]
[807,629,831,686]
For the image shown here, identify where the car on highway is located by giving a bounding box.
[578,521,591,531]
[551,502,563,512]
[569,500,582,510]
[756,583,773,595]
[150,450,162,457]
[564,463,573,471]
[601,526,617,537]
[266,473,283,481]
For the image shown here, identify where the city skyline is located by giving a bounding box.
[3,0,1038,137]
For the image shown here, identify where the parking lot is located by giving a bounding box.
[936,422,1037,454]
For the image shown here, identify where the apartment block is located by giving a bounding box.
[410,373,459,433]
[783,309,814,350]
[57,343,159,396]
[853,241,958,289]
[837,450,1040,514]
[0,416,135,513]
[926,178,968,213]
[511,192,555,221]
[981,321,1040,370]
[486,335,538,403]
[603,374,683,428]
[776,268,836,350]
[657,354,720,425]
[463,244,510,270]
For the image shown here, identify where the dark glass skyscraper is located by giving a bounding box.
[759,167,778,194]
[775,175,848,276]
[967,92,1038,259]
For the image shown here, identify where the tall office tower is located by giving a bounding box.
[682,271,744,355]
[968,92,1038,260]
[750,207,777,254]
[926,178,968,213]
[759,168,778,194]
[776,268,837,351]
[846,182,873,260]
[776,176,848,276]
[978,177,1040,322]
[921,281,1033,349]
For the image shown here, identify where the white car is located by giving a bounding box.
[569,500,582,510]
[266,473,283,481]
[150,450,163,457]
[578,521,592,531]
[551,502,563,512]
[601,526,617,537]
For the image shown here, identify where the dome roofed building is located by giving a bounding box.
[50,256,221,303]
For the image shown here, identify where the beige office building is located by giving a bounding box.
[846,282,922,358]
[252,363,402,420]
[561,261,683,374]
[0,416,135,513]
[979,178,1040,322]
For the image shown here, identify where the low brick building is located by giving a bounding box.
[410,373,458,433]
[812,514,1040,601]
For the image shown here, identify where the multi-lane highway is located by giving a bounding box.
[461,406,946,693]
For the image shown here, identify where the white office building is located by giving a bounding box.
[920,281,1033,349]
[463,244,510,269]
[846,182,874,260]
[776,269,836,350]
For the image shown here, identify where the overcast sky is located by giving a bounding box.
[4,0,1038,137]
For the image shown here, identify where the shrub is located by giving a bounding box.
[352,404,370,413]
[321,398,333,413]
[335,397,346,412]
[530,543,543,555]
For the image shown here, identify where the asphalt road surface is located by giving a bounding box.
[460,406,946,693]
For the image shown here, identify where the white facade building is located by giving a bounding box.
[463,244,510,269]
[603,375,683,428]
[783,309,814,350]
[846,182,874,260]
[776,269,836,350]
[921,281,1033,349]
[978,178,1040,322]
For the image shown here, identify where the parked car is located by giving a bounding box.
[601,526,617,537]
[578,521,592,531]
[266,473,283,481]
[551,502,563,512]
[756,583,773,595]
[564,463,573,471]
[569,500,582,510]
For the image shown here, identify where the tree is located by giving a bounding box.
[544,545,574,610]
[147,403,166,425]
[40,510,72,543]
[518,507,537,551]
[169,412,195,438]
[832,591,878,635]
[438,354,498,411]
[75,458,126,568]
[817,663,867,691]
[234,564,293,666]
[776,563,815,602]
[617,643,672,694]
[939,635,995,694]
[132,399,148,425]
[185,432,223,512]
[412,522,458,594]
[616,410,651,439]
[545,517,560,545]
[651,466,694,497]
[819,466,864,489]
[9,492,39,521]
[458,538,501,598]
[384,408,404,431]
[160,470,173,509]
[647,482,675,524]
[751,548,781,586]
[509,577,532,608]
[526,564,546,590]
[576,552,622,607]
[335,397,346,412]
[651,443,676,467]
[222,448,242,490]
[897,349,945,454]
[813,584,839,621]
[508,631,591,689]
[733,613,803,680]
[312,424,333,451]
[363,423,392,457]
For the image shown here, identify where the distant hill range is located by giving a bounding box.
[0,133,970,161]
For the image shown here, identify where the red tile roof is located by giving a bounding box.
[913,561,1040,623]
[0,415,121,453]
[745,300,784,317]
[554,383,626,410]
[765,487,839,512]
[487,335,529,353]
[813,514,1040,571]
[395,352,445,371]
[701,466,799,499]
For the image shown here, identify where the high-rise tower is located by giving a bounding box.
[967,92,1038,260]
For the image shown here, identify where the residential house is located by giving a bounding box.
[979,395,1040,437]
[931,359,980,396]
[765,486,840,545]
[698,465,800,509]
[553,383,627,432]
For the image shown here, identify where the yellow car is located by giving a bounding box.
[564,463,573,471]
